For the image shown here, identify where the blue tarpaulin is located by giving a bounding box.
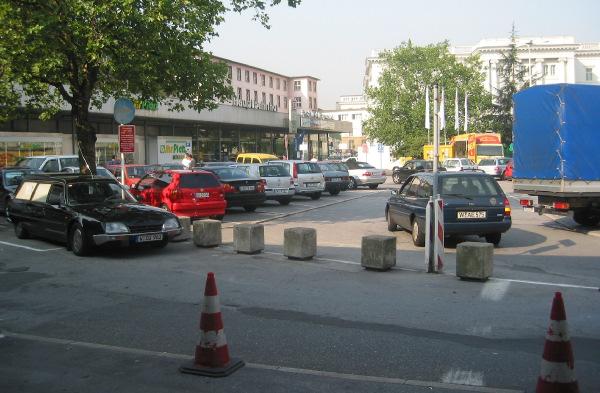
[513,84,600,181]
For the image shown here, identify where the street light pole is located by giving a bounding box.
[527,40,533,86]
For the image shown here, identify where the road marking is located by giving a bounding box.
[441,369,484,386]
[490,277,598,291]
[0,241,62,252]
[3,332,523,393]
[480,281,511,301]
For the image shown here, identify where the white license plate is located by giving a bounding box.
[457,211,486,219]
[136,233,163,243]
[239,185,255,191]
[305,182,319,188]
[195,192,209,198]
[331,177,341,182]
[273,188,287,193]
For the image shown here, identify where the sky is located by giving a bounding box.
[205,0,600,108]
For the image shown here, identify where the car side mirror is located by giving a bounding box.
[390,190,398,196]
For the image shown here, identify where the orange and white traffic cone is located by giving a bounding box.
[536,292,579,393]
[179,272,244,377]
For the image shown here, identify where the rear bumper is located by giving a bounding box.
[444,219,512,235]
[225,193,266,207]
[355,176,386,185]
[171,201,226,218]
[265,187,295,199]
[93,228,180,246]
[295,184,325,194]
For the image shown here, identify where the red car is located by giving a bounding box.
[502,159,513,180]
[106,164,160,187]
[130,170,227,220]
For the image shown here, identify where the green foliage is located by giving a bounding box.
[0,0,299,171]
[363,41,494,158]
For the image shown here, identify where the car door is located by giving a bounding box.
[27,182,53,237]
[42,183,70,242]
[41,158,59,173]
[391,176,419,229]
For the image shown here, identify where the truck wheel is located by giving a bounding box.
[310,192,321,200]
[573,209,600,227]
[484,233,502,246]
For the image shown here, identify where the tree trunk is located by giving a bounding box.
[72,103,97,175]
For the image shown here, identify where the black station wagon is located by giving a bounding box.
[385,172,512,246]
[7,174,182,256]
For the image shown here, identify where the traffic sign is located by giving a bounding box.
[119,125,135,153]
[114,98,135,125]
[377,143,384,153]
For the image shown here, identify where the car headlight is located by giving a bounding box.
[162,217,180,231]
[105,222,130,234]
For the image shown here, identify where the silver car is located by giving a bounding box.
[344,160,386,189]
[477,158,511,179]
[240,163,295,205]
[269,160,325,200]
[442,158,478,172]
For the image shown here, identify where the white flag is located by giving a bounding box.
[439,87,446,130]
[464,93,469,133]
[425,86,430,130]
[455,88,460,133]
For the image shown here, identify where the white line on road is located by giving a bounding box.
[490,277,598,291]
[0,240,62,252]
[3,332,523,393]
[480,281,511,302]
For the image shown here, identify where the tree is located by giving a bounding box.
[0,0,300,173]
[492,24,532,145]
[363,41,494,158]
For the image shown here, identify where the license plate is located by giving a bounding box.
[136,233,163,243]
[273,188,287,193]
[457,211,486,219]
[331,177,341,182]
[305,182,319,188]
[195,192,209,198]
[239,185,255,191]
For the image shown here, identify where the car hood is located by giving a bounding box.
[71,202,171,224]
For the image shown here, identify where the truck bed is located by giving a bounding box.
[513,178,600,197]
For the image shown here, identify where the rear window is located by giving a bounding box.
[209,168,248,179]
[259,165,289,177]
[460,159,474,166]
[126,165,157,178]
[356,162,374,169]
[297,163,321,174]
[15,181,38,200]
[179,173,220,188]
[440,175,502,197]
[478,159,494,166]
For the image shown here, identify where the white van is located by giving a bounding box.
[269,160,325,200]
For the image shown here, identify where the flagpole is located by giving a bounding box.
[463,93,469,133]
[425,86,431,144]
[440,87,446,145]
[455,88,460,135]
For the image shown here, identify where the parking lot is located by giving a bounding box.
[1,179,599,392]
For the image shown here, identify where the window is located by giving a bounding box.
[245,70,250,82]
[179,173,220,188]
[254,91,258,102]
[236,68,241,81]
[309,97,313,109]
[47,184,64,205]
[308,81,312,91]
[227,66,232,80]
[269,94,273,105]
[313,98,317,108]
[586,67,593,81]
[276,78,280,89]
[262,92,266,103]
[550,65,556,76]
[261,74,265,86]
[237,88,242,99]
[284,99,288,109]
[42,159,59,172]
[313,83,317,93]
[15,181,37,200]
[246,89,250,101]
[32,183,51,202]
[543,65,548,76]
[253,72,257,84]
[283,80,287,90]
[269,76,273,88]
[294,80,301,91]
[277,95,281,107]
[293,96,301,108]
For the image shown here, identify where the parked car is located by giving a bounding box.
[477,157,511,179]
[202,166,266,211]
[442,158,478,172]
[7,174,181,255]
[16,155,79,172]
[235,153,279,164]
[344,159,386,189]
[385,172,511,246]
[159,163,186,170]
[317,162,348,195]
[503,159,513,180]
[269,160,325,200]
[238,164,295,205]
[1,167,42,216]
[392,160,445,184]
[106,164,160,187]
[61,166,118,181]
[130,170,226,220]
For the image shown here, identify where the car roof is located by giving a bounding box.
[21,173,118,183]
[237,153,278,158]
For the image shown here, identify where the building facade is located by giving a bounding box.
[0,56,344,167]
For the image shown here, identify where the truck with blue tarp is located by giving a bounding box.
[513,84,600,227]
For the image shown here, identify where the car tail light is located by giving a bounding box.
[553,201,570,210]
[223,183,236,193]
[170,189,180,201]
[519,199,533,207]
[504,197,511,217]
[363,171,372,176]
[325,177,331,181]
[494,166,500,174]
[257,180,266,192]
[289,177,294,185]
[293,162,298,179]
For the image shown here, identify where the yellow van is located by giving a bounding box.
[235,153,279,164]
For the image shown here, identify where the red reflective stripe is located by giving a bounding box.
[542,340,575,365]
[195,344,231,368]
[204,272,218,296]
[200,312,224,332]
[550,292,567,321]
[535,378,579,393]
[437,222,444,241]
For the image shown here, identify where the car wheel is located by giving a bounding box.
[392,172,402,184]
[160,204,170,212]
[151,238,169,248]
[278,198,292,205]
[411,219,425,247]
[349,178,357,189]
[70,224,89,256]
[484,233,502,246]
[243,205,257,212]
[211,215,225,220]
[3,197,10,216]
[310,192,321,200]
[14,221,29,239]
[368,184,378,189]
[573,208,600,227]
[392,166,400,172]
[386,210,397,231]
[329,189,340,196]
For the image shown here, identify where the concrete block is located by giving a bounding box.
[361,235,396,271]
[172,216,191,242]
[193,220,222,248]
[283,227,316,260]
[456,242,494,281]
[233,223,264,254]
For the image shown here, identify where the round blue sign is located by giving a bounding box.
[114,98,135,125]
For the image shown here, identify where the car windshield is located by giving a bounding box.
[209,168,249,179]
[460,159,475,166]
[440,175,502,197]
[3,170,33,187]
[16,157,45,169]
[179,173,221,188]
[478,159,494,166]
[67,181,136,205]
[297,162,321,174]
[259,165,289,177]
[126,165,157,178]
